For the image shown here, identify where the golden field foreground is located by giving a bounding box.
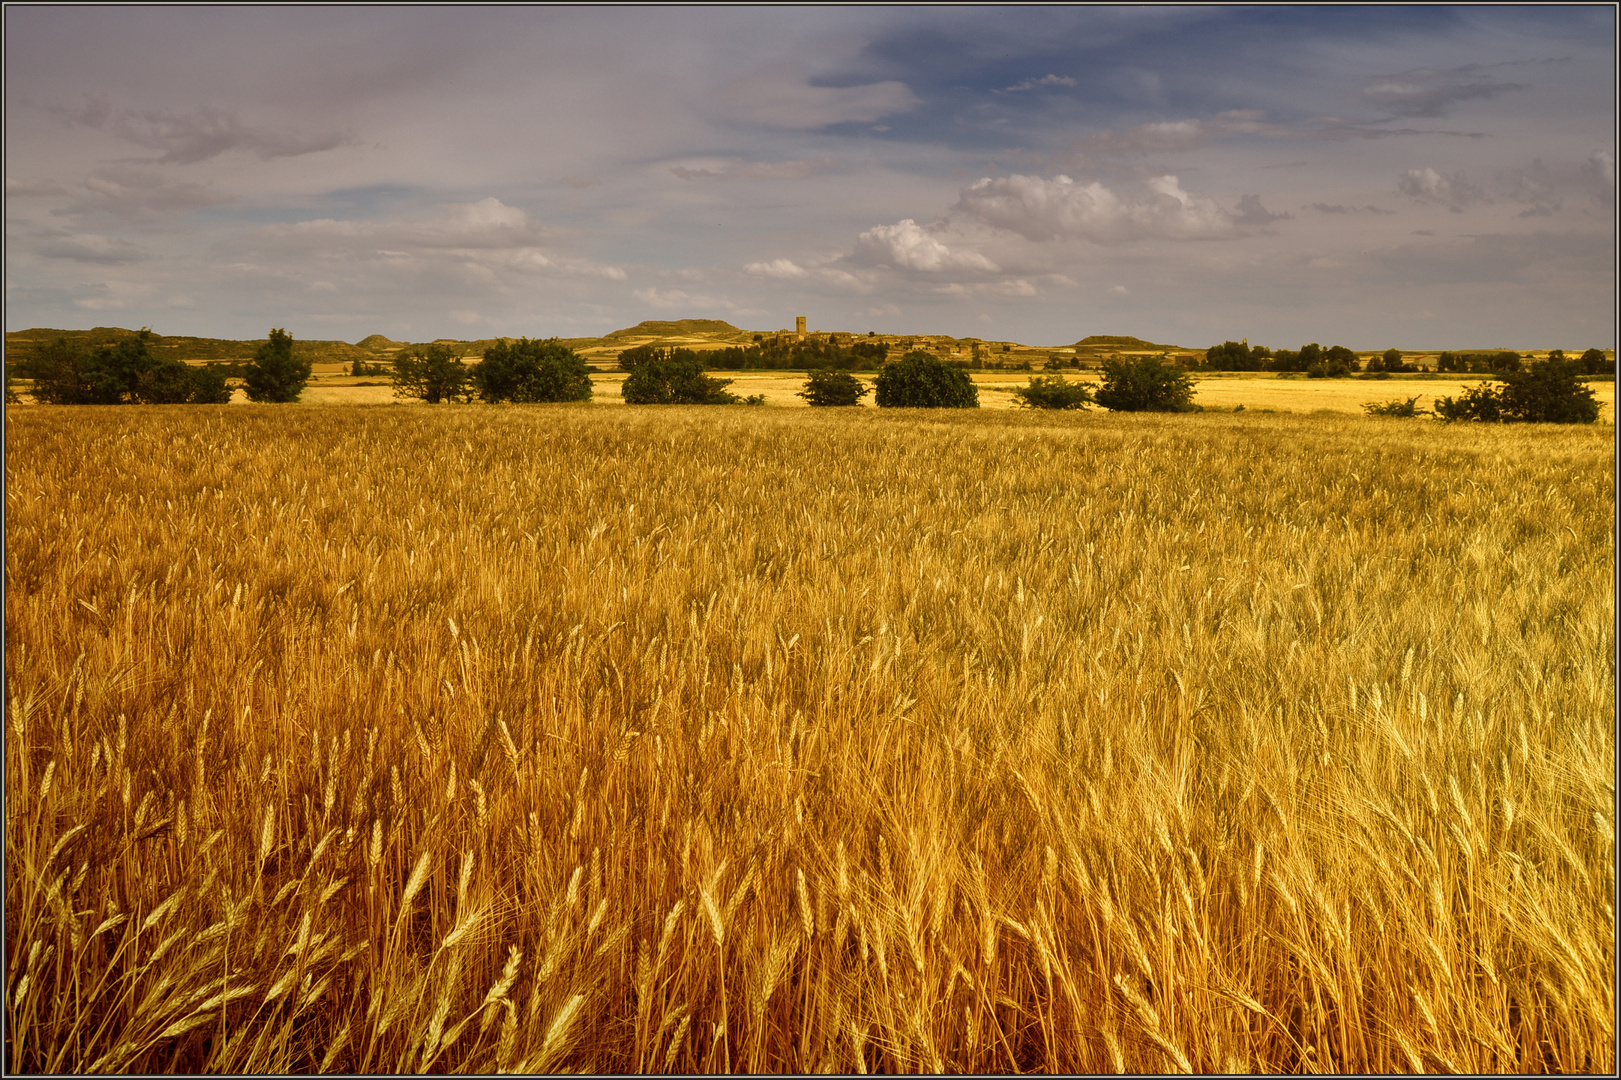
[4,404,1614,1073]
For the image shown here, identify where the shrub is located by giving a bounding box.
[1433,359,1600,423]
[798,369,869,407]
[392,345,473,404]
[242,329,312,403]
[621,354,739,404]
[1094,354,1196,412]
[1012,374,1094,410]
[475,338,593,403]
[873,351,979,408]
[1363,396,1429,417]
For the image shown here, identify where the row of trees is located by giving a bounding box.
[1202,340,1397,377]
[1205,340,1613,379]
[16,329,301,405]
[12,328,1606,425]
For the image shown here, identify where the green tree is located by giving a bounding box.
[392,344,472,403]
[1434,358,1599,423]
[621,353,738,404]
[1307,346,1357,379]
[1579,347,1612,375]
[28,330,231,404]
[1094,354,1196,412]
[872,351,979,408]
[1203,340,1261,371]
[798,369,869,406]
[475,338,594,403]
[242,329,312,403]
[1011,374,1094,410]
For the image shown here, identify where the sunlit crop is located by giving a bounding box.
[5,403,1613,1073]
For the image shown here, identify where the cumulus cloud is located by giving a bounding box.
[1359,66,1527,119]
[852,219,999,272]
[745,258,808,278]
[952,173,1283,243]
[1398,167,1488,212]
[669,157,838,181]
[45,96,357,164]
[715,68,918,128]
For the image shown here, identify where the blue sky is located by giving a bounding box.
[5,5,1614,349]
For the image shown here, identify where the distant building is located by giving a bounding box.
[796,316,806,342]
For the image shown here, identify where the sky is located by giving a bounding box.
[5,5,1615,350]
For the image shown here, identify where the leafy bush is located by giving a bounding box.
[475,338,593,403]
[391,345,473,404]
[1362,395,1429,417]
[29,331,232,405]
[243,329,313,403]
[797,369,869,407]
[1433,359,1600,424]
[1094,354,1196,412]
[621,353,739,404]
[1011,374,1094,410]
[873,351,979,408]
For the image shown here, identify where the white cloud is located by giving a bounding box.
[998,74,1077,93]
[852,219,999,272]
[952,173,1277,243]
[745,258,808,278]
[715,68,918,129]
[1397,167,1488,212]
[260,198,553,255]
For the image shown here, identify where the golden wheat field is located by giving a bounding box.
[4,403,1615,1073]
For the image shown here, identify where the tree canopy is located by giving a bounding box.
[797,369,869,407]
[621,353,739,404]
[475,338,593,403]
[392,344,473,404]
[1094,354,1196,412]
[873,351,979,408]
[242,329,312,403]
[27,329,231,405]
[1433,358,1600,423]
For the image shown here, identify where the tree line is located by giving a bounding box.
[10,328,1607,424]
[1201,341,1613,379]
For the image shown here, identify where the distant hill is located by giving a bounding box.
[5,327,383,366]
[601,319,747,341]
[1073,335,1173,350]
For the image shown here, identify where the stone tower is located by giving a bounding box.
[796,316,806,341]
